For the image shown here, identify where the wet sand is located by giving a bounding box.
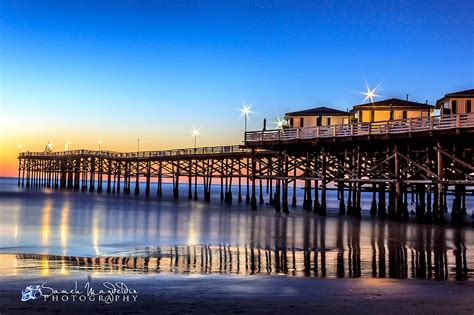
[1,273,474,314]
[1,178,474,313]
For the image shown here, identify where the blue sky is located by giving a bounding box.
[1,0,473,170]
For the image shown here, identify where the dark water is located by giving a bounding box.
[0,178,473,281]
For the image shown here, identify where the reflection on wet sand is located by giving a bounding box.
[1,186,473,281]
[9,217,473,281]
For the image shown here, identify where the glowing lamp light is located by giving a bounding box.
[239,103,254,138]
[191,127,201,148]
[191,127,201,138]
[240,104,253,118]
[273,116,286,130]
[360,83,380,103]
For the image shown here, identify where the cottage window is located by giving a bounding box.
[326,117,331,125]
[289,118,294,127]
[358,110,363,122]
[370,111,375,122]
[300,117,304,128]
[452,100,457,114]
[467,100,472,113]
[402,111,407,119]
[316,116,322,126]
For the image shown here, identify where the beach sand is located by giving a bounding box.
[1,273,474,314]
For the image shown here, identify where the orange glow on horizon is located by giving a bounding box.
[0,128,245,177]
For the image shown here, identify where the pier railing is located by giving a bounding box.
[19,145,249,159]
[245,112,474,143]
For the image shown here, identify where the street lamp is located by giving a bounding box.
[45,141,53,153]
[65,141,71,152]
[137,138,140,153]
[17,144,22,154]
[98,140,102,153]
[240,104,253,142]
[191,128,201,149]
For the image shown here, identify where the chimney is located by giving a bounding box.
[425,100,428,104]
[406,94,409,101]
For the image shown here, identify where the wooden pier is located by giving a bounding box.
[18,112,474,224]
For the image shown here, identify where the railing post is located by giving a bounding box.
[333,125,336,137]
[368,123,372,135]
[456,114,461,128]
[316,127,320,138]
[409,118,412,132]
[430,116,434,130]
[350,124,354,136]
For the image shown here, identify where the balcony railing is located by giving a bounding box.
[245,113,474,143]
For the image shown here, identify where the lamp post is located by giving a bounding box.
[17,144,22,155]
[45,141,52,153]
[65,141,70,152]
[191,128,201,150]
[137,138,140,154]
[190,127,201,201]
[240,104,252,141]
[98,140,102,153]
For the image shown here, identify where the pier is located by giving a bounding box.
[18,112,474,224]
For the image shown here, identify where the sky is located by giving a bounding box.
[1,0,473,176]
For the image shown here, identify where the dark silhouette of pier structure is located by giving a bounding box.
[18,112,474,224]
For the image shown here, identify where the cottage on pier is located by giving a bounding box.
[436,89,474,116]
[351,98,434,123]
[285,106,350,128]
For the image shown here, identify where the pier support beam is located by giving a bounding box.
[173,161,180,199]
[370,183,377,216]
[281,154,289,213]
[245,157,250,204]
[292,156,297,208]
[134,162,140,195]
[145,161,151,197]
[274,151,281,212]
[250,152,257,210]
[435,143,444,224]
[320,152,327,216]
[157,161,162,197]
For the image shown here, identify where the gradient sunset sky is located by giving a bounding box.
[1,0,473,176]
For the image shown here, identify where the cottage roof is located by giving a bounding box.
[352,98,434,110]
[285,106,349,116]
[444,89,474,98]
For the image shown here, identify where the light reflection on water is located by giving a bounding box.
[0,178,473,281]
[4,240,474,281]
